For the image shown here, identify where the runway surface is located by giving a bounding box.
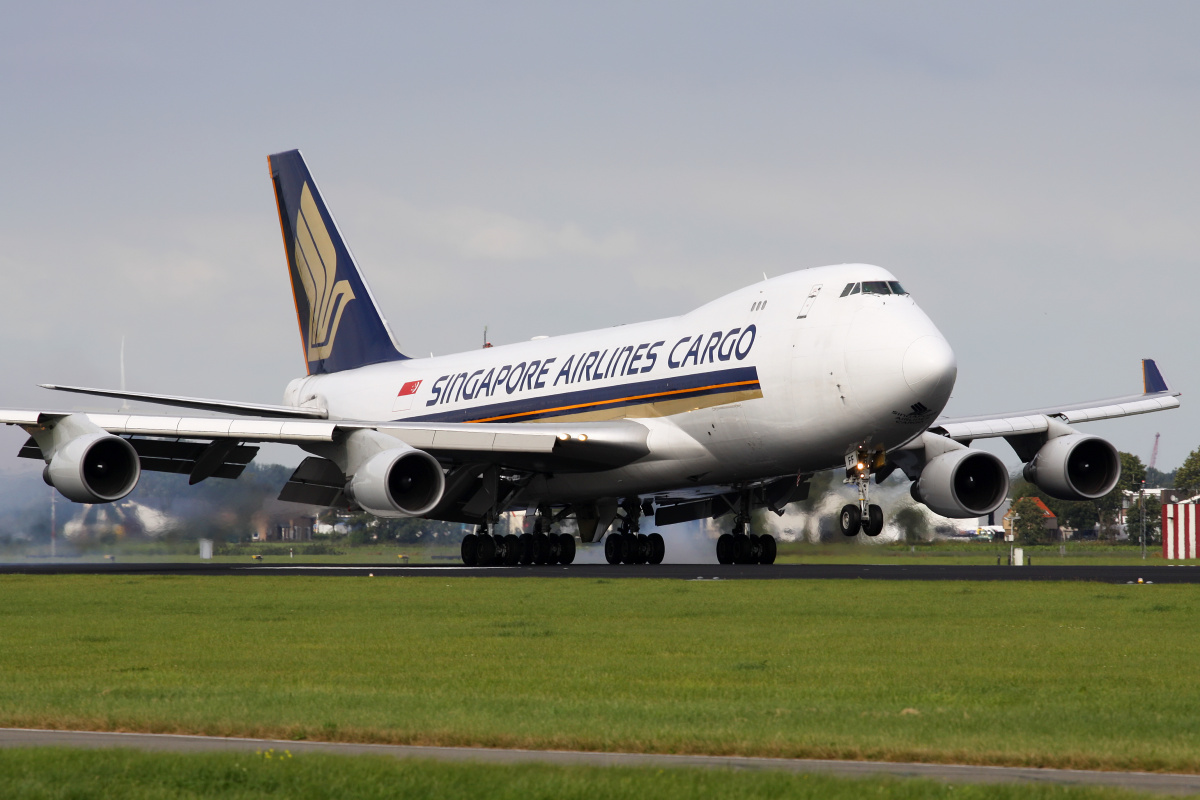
[1,561,1198,581]
[1,729,1198,794]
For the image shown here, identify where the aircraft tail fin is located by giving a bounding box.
[268,149,408,375]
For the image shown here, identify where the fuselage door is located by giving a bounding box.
[796,284,822,319]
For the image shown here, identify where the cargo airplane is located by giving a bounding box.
[3,151,1181,565]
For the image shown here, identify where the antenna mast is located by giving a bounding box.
[1149,432,1160,471]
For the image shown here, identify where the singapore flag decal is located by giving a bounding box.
[393,380,422,412]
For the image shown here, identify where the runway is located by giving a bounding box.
[1,728,1198,794]
[1,561,1198,581]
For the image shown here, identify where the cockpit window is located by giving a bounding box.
[842,280,906,298]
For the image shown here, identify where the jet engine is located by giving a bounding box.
[346,444,445,518]
[912,449,1009,518]
[1022,433,1120,501]
[44,433,141,504]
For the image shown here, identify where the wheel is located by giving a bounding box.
[546,533,562,564]
[532,532,551,565]
[635,534,649,564]
[518,533,535,565]
[604,533,622,564]
[839,504,861,536]
[863,504,884,537]
[504,534,521,565]
[716,533,734,564]
[461,533,478,566]
[733,534,753,564]
[758,534,777,564]
[476,534,496,566]
[558,533,576,564]
[648,533,665,564]
[617,533,636,564]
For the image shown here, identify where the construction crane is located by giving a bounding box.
[1149,432,1160,471]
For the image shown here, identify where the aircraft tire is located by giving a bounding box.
[716,533,734,564]
[604,533,622,564]
[532,532,550,565]
[636,534,650,564]
[558,533,576,564]
[839,504,861,536]
[518,533,535,565]
[648,533,665,564]
[461,533,478,566]
[733,534,753,564]
[504,534,521,565]
[476,534,497,566]
[759,534,777,564]
[863,504,884,537]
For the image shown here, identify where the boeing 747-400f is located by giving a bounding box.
[3,151,1181,565]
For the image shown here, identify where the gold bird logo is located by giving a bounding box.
[295,182,355,361]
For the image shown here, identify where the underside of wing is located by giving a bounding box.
[1,406,654,516]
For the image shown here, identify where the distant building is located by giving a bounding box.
[1002,497,1057,542]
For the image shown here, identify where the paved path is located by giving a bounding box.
[2,561,1198,582]
[1,729,1198,795]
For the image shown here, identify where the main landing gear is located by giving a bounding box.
[841,448,884,537]
[461,517,576,566]
[604,498,665,565]
[716,493,777,565]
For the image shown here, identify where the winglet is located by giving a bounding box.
[1143,359,1171,394]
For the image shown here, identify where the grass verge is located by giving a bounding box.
[0,748,1177,800]
[0,576,1197,772]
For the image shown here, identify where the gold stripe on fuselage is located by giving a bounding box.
[467,381,763,423]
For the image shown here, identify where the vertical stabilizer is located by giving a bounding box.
[268,149,408,374]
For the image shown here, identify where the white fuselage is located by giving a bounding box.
[285,264,957,503]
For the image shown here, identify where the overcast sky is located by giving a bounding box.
[1,2,1197,472]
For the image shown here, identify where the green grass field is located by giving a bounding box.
[0,749,1176,800]
[0,576,1197,773]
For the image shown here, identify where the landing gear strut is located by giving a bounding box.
[841,447,884,537]
[604,497,664,565]
[715,491,777,565]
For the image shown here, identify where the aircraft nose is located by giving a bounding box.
[903,335,957,398]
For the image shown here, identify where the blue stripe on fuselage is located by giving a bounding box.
[405,366,761,423]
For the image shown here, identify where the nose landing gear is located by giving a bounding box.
[841,447,885,537]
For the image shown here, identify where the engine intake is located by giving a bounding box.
[1022,433,1120,501]
[347,445,445,518]
[44,433,141,503]
[912,449,1009,518]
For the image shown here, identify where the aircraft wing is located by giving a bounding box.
[1,409,651,475]
[928,359,1179,442]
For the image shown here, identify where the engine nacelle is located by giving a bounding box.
[1022,433,1120,501]
[346,444,445,518]
[912,449,1009,518]
[44,433,141,504]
